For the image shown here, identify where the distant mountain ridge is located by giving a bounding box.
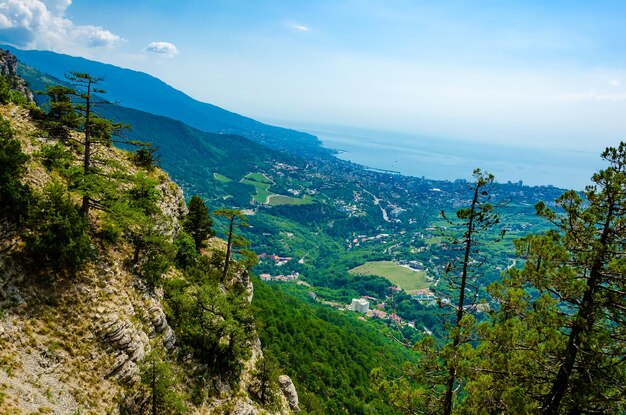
[3,45,328,157]
[12,58,297,209]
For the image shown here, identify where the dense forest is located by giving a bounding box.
[252,280,414,415]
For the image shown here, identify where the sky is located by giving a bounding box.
[1,0,626,155]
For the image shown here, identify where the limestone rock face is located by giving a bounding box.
[156,180,188,237]
[99,314,149,382]
[149,305,176,349]
[279,375,301,413]
[0,50,35,103]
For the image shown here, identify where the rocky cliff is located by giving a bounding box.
[0,49,35,103]
[0,63,298,415]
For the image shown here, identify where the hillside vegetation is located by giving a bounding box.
[8,49,626,414]
[0,62,299,415]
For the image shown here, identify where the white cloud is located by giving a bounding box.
[0,0,122,51]
[293,25,309,31]
[609,79,621,87]
[145,41,179,57]
[41,0,71,14]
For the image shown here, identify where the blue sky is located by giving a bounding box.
[1,0,626,154]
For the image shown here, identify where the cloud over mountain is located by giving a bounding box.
[145,41,179,57]
[0,0,122,51]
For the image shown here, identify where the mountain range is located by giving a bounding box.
[3,45,327,157]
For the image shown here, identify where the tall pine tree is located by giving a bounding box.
[183,195,214,253]
[469,143,626,414]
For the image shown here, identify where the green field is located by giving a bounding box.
[244,172,273,184]
[213,172,232,183]
[268,194,315,206]
[241,173,315,205]
[349,261,430,294]
[241,172,274,203]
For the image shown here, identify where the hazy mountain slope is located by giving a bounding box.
[4,45,328,157]
[14,60,301,207]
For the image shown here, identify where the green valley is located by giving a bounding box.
[12,50,607,415]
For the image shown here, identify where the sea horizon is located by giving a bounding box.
[295,124,607,190]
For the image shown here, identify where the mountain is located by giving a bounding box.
[3,45,329,157]
[14,56,297,203]
[0,75,303,413]
[6,51,416,414]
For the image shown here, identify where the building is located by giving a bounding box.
[370,309,387,319]
[350,298,370,314]
[414,289,436,303]
[260,274,272,281]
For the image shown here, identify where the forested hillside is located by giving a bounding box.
[0,54,300,415]
[5,47,625,415]
[252,280,413,415]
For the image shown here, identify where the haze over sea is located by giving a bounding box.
[299,125,607,190]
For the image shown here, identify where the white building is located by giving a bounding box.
[350,298,370,314]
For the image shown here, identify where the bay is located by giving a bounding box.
[303,125,606,190]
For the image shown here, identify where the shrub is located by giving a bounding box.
[24,183,92,273]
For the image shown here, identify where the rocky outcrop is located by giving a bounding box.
[156,180,188,237]
[0,50,35,103]
[99,314,149,382]
[279,375,301,413]
[148,304,176,349]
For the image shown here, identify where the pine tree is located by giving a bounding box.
[44,85,79,139]
[377,169,503,414]
[183,196,214,253]
[439,168,503,415]
[44,72,129,218]
[470,143,626,414]
[253,352,281,406]
[139,350,185,415]
[214,209,253,281]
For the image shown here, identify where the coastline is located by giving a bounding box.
[307,127,605,190]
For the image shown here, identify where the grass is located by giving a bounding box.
[268,194,315,206]
[244,172,273,184]
[240,172,274,204]
[213,172,232,183]
[241,173,314,205]
[349,260,430,294]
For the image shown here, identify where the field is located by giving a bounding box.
[213,172,232,183]
[241,173,316,205]
[244,172,273,184]
[268,194,315,206]
[349,261,430,294]
[241,172,274,204]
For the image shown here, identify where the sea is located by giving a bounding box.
[301,125,607,190]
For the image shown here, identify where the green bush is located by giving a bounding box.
[38,143,74,172]
[24,183,92,273]
[0,116,31,225]
[136,234,174,290]
[0,75,29,105]
[174,231,198,269]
